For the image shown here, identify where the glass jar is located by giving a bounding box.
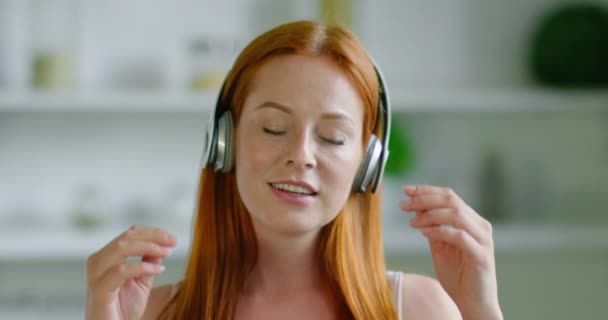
[186,34,238,92]
[29,0,80,90]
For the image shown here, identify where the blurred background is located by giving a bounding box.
[1,0,607,319]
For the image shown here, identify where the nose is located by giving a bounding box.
[284,129,317,169]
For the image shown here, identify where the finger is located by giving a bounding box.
[409,208,455,227]
[137,256,164,287]
[409,208,486,244]
[90,240,172,280]
[95,262,166,293]
[400,193,459,212]
[107,240,172,267]
[404,184,453,197]
[406,185,490,224]
[419,226,485,262]
[118,225,178,247]
[403,186,493,244]
[89,225,175,275]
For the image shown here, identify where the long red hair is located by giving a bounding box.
[160,20,397,320]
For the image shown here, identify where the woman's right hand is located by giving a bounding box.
[85,225,177,320]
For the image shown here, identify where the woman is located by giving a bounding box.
[86,20,503,320]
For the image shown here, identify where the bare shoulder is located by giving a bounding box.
[399,273,462,320]
[141,283,178,320]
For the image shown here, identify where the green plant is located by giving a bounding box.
[384,118,416,176]
[529,3,608,87]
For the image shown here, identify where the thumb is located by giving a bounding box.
[137,256,164,288]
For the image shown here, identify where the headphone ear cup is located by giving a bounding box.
[201,114,217,169]
[352,134,382,192]
[370,144,388,193]
[214,112,235,172]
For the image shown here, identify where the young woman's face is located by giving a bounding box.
[235,54,365,237]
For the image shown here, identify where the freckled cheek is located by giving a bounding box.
[318,150,361,182]
[236,136,281,172]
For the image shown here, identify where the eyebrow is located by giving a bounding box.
[255,101,355,124]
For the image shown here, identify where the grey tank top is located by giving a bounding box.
[387,270,404,320]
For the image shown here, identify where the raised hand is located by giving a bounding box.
[85,225,177,320]
[401,185,503,320]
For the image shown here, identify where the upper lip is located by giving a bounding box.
[269,180,318,194]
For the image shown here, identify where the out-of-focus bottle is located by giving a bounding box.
[187,35,237,92]
[29,0,80,90]
[320,0,353,27]
[478,146,508,222]
[70,183,104,230]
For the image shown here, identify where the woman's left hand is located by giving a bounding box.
[400,185,503,320]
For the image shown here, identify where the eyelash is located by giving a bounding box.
[262,128,344,146]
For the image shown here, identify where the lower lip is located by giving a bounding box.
[269,184,317,206]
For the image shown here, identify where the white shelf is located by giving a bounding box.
[0,228,193,261]
[0,88,606,113]
[0,91,216,113]
[390,88,608,112]
[1,224,607,261]
[384,224,608,255]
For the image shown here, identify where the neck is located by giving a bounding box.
[244,223,325,297]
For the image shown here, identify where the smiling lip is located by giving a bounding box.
[269,180,318,194]
[268,180,318,206]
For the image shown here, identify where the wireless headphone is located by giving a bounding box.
[201,61,391,193]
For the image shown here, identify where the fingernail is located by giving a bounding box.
[404,185,416,194]
[158,265,166,272]
[167,234,177,243]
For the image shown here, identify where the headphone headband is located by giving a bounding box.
[369,64,391,193]
[202,58,391,193]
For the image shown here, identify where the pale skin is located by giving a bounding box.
[85,55,502,320]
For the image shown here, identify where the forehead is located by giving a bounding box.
[243,55,364,122]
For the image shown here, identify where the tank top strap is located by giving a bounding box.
[386,270,404,320]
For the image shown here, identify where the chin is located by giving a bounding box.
[252,209,331,238]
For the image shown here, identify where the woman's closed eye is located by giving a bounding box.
[262,127,345,146]
[263,127,287,135]
[320,136,344,146]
